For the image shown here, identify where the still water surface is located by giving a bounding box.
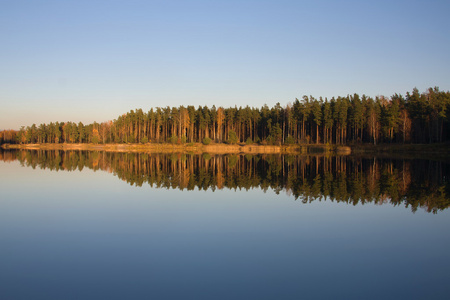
[0,150,449,299]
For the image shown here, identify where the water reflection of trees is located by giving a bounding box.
[1,150,449,213]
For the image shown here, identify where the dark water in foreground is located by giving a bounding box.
[0,150,449,299]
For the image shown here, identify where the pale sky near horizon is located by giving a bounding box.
[1,0,449,130]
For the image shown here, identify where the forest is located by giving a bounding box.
[1,87,449,146]
[1,149,448,213]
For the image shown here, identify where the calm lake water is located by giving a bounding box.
[1,150,449,300]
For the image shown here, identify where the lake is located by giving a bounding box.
[1,149,449,299]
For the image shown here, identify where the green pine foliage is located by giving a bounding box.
[202,137,212,145]
[5,87,450,146]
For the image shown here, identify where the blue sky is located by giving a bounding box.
[1,0,449,130]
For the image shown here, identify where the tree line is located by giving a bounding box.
[2,87,449,146]
[2,149,448,213]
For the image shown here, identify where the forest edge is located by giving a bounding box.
[1,142,352,155]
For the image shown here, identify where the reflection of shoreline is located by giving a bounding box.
[1,149,448,214]
[1,142,351,155]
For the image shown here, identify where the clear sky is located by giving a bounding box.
[1,0,449,130]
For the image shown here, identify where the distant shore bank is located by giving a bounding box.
[350,142,450,160]
[1,142,352,155]
[2,142,450,160]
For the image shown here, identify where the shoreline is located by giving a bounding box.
[1,142,351,155]
[2,142,449,160]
